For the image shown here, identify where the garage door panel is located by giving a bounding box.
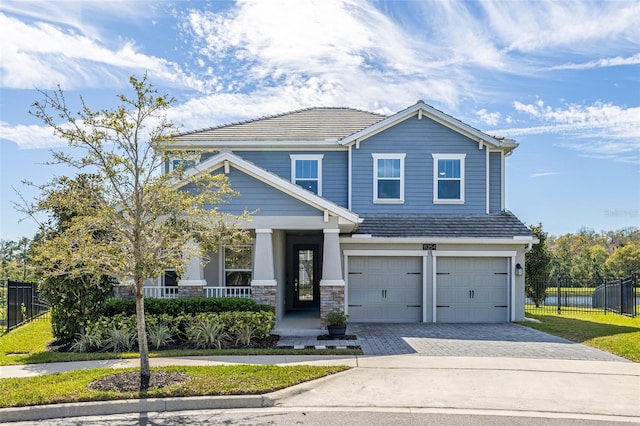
[348,256,422,323]
[436,257,509,323]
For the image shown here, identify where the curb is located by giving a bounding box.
[0,395,275,423]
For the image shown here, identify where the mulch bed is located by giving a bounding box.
[88,371,191,392]
[316,334,358,340]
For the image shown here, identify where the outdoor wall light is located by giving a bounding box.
[515,263,523,276]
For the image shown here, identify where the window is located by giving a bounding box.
[223,246,252,286]
[373,153,405,203]
[432,154,466,203]
[171,159,196,171]
[290,155,323,195]
[169,153,200,173]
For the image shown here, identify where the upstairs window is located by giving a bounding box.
[224,246,252,286]
[432,154,466,203]
[290,155,323,195]
[373,153,405,203]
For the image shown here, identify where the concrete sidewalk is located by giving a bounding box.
[1,354,639,423]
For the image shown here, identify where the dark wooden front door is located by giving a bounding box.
[292,244,320,309]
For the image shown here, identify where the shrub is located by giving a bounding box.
[105,326,135,352]
[104,297,274,317]
[42,275,115,341]
[146,321,174,349]
[70,329,104,353]
[186,314,229,349]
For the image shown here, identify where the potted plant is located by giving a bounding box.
[326,309,348,336]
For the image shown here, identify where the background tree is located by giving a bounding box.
[605,243,640,277]
[28,75,248,389]
[525,223,551,307]
[0,237,37,281]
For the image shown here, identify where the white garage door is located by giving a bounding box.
[436,257,509,323]
[348,257,422,323]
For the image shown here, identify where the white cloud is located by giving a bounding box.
[530,172,559,178]
[475,109,501,126]
[0,121,59,149]
[0,12,198,91]
[494,101,640,163]
[548,53,640,71]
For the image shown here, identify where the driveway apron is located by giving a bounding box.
[347,323,628,361]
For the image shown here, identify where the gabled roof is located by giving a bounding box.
[340,101,518,152]
[179,150,362,227]
[354,212,533,239]
[173,107,386,143]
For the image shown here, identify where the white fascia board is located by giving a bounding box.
[164,140,344,150]
[178,151,361,225]
[339,236,534,244]
[340,102,505,150]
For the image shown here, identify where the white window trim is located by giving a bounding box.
[290,154,323,196]
[432,153,466,204]
[221,245,253,287]
[372,153,405,203]
[169,154,201,173]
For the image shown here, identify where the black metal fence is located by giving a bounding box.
[1,280,50,333]
[525,274,638,317]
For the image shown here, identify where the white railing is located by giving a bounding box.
[144,286,180,299]
[205,286,252,299]
[143,286,252,299]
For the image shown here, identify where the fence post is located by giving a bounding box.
[603,278,607,315]
[557,276,561,315]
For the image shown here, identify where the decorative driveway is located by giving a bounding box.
[278,323,628,362]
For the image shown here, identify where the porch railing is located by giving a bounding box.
[143,286,180,299]
[205,286,252,298]
[143,286,252,299]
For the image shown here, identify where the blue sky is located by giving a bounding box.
[1,0,639,241]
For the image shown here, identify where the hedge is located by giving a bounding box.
[104,297,274,317]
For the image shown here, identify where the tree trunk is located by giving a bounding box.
[135,278,150,392]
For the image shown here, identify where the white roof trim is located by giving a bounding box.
[340,236,538,245]
[167,140,345,150]
[340,101,510,150]
[177,151,362,225]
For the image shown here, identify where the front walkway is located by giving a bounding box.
[278,323,629,361]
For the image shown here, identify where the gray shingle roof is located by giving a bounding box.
[174,107,386,141]
[354,212,533,238]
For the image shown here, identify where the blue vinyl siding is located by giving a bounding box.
[351,115,487,214]
[182,167,321,216]
[237,151,348,208]
[489,152,502,213]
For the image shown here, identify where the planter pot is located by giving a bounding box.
[327,324,347,336]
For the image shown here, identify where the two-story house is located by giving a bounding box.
[157,101,536,324]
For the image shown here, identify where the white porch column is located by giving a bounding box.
[251,229,277,286]
[320,228,345,324]
[179,240,206,286]
[251,229,277,309]
[320,228,345,285]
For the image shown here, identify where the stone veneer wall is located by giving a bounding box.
[320,285,345,326]
[178,285,204,298]
[251,285,277,309]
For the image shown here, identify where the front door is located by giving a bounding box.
[292,244,320,309]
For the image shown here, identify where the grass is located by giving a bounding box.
[0,364,349,408]
[0,318,361,366]
[521,307,640,362]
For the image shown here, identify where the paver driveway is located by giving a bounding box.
[348,323,628,361]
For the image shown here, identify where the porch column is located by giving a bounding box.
[251,229,277,308]
[320,228,345,324]
[178,240,206,297]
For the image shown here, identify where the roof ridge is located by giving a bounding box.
[173,106,386,138]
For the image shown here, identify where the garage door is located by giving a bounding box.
[348,257,422,323]
[436,257,509,323]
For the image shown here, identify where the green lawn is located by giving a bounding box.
[522,307,640,362]
[0,364,349,408]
